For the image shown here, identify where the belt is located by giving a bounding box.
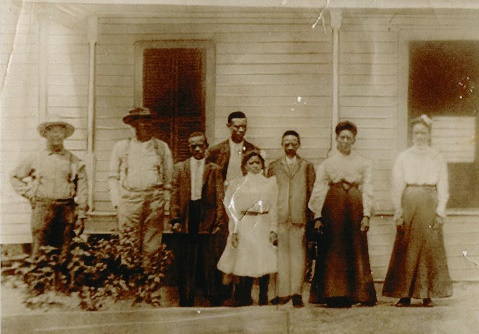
[241,211,269,216]
[35,197,74,204]
[406,184,436,188]
[121,184,164,192]
[329,181,359,191]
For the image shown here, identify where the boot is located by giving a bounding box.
[258,275,269,305]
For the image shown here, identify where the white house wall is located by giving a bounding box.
[93,9,333,213]
[1,1,40,244]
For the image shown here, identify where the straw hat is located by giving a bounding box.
[37,115,75,138]
[122,107,154,125]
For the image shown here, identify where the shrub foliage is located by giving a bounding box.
[8,228,173,311]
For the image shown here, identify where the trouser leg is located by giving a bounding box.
[141,190,165,266]
[30,201,55,258]
[57,203,76,264]
[277,225,291,297]
[259,275,269,305]
[290,226,306,296]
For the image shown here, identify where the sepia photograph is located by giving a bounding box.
[1,0,479,333]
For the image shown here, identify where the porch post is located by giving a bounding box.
[86,16,98,211]
[330,9,342,154]
[38,4,49,121]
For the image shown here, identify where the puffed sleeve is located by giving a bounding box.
[268,176,278,234]
[223,179,242,234]
[391,152,407,221]
[308,161,329,219]
[435,152,449,218]
[361,159,374,218]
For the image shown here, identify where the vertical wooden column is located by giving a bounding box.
[86,16,98,212]
[330,9,342,155]
[38,4,49,122]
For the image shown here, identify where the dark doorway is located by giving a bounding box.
[409,41,479,208]
[142,48,206,162]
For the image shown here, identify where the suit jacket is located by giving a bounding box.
[206,139,259,181]
[171,159,225,234]
[267,155,316,226]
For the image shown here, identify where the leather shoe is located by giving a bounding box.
[270,296,291,305]
[292,294,304,308]
[395,298,411,307]
[423,298,434,307]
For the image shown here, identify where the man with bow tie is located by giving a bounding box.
[170,132,225,306]
[10,116,88,263]
[267,130,316,307]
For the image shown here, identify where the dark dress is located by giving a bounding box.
[382,146,452,299]
[308,152,377,305]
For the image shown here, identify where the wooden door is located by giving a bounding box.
[143,48,206,162]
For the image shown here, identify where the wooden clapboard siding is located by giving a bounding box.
[340,11,479,281]
[0,1,40,244]
[369,215,479,281]
[93,9,332,212]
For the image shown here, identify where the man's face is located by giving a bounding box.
[227,118,247,143]
[133,118,153,141]
[282,135,300,158]
[336,130,356,155]
[188,135,208,160]
[44,125,67,146]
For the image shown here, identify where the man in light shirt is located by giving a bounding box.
[10,116,88,264]
[170,132,225,306]
[109,107,173,267]
[267,130,316,307]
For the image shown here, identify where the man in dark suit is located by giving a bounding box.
[170,132,225,306]
[205,111,259,304]
[206,111,259,185]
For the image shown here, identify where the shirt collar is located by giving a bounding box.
[285,156,297,164]
[46,147,66,155]
[229,138,244,149]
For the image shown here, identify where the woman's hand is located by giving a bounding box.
[231,233,239,248]
[395,217,404,233]
[360,216,370,232]
[431,215,444,229]
[270,231,278,246]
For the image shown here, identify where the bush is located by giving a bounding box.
[8,228,174,311]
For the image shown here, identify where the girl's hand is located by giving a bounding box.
[231,233,239,248]
[270,231,278,246]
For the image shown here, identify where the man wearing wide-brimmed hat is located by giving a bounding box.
[109,107,173,267]
[10,116,88,263]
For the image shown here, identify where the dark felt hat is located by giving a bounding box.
[122,107,154,125]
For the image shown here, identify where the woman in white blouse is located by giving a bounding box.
[382,115,452,307]
[308,121,377,308]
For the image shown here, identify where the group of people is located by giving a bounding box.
[10,109,452,308]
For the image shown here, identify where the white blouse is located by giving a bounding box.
[392,145,449,219]
[308,151,374,219]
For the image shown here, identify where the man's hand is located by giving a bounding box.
[314,218,325,235]
[211,226,221,235]
[395,217,404,233]
[270,231,278,246]
[171,222,182,233]
[231,233,239,248]
[74,217,85,236]
[360,216,370,232]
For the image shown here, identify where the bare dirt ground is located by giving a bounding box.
[2,281,479,333]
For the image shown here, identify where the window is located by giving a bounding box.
[409,41,479,208]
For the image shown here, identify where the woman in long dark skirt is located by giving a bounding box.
[308,121,377,308]
[382,115,452,307]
